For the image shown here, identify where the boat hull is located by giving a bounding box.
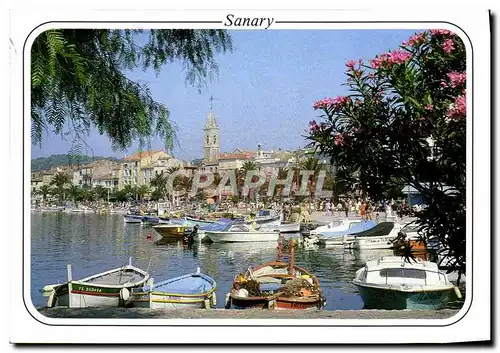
[124,215,143,223]
[132,272,216,309]
[278,223,301,233]
[205,231,279,243]
[355,284,457,310]
[153,225,191,238]
[132,292,213,309]
[352,235,395,249]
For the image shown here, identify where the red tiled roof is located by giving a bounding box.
[123,150,163,162]
[218,153,253,161]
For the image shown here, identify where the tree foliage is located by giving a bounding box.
[31,29,232,153]
[307,30,466,276]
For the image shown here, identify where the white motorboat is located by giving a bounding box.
[351,222,402,250]
[309,219,362,236]
[277,222,301,233]
[353,256,461,309]
[205,223,279,243]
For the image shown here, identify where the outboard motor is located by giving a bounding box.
[186,225,199,249]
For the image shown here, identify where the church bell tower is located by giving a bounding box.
[203,96,220,163]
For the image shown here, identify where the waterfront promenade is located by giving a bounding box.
[39,307,459,320]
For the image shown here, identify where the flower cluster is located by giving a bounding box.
[332,133,345,146]
[442,39,455,53]
[370,49,412,69]
[447,93,466,120]
[403,32,427,47]
[309,120,319,132]
[447,71,466,88]
[429,29,455,37]
[309,120,328,133]
[313,96,351,110]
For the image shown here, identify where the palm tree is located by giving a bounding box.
[122,184,137,201]
[136,185,150,201]
[299,156,324,196]
[67,184,81,202]
[272,167,289,198]
[238,161,259,196]
[37,184,52,202]
[92,185,109,201]
[50,172,72,202]
[150,171,169,201]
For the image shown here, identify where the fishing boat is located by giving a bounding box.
[124,214,144,224]
[141,215,169,225]
[205,223,279,243]
[226,239,325,310]
[46,258,150,308]
[153,219,194,238]
[278,222,301,233]
[131,268,216,309]
[193,218,236,242]
[350,222,401,250]
[353,256,462,309]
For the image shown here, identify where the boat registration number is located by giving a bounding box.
[74,285,102,293]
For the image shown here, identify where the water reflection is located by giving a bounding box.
[31,213,462,311]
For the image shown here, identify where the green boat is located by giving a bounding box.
[353,256,462,310]
[46,258,150,308]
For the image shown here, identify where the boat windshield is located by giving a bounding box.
[379,268,427,279]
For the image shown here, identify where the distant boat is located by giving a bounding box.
[124,214,143,224]
[131,268,216,309]
[46,258,150,308]
[205,223,279,243]
[153,219,195,238]
[353,256,461,310]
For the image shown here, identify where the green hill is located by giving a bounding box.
[31,154,121,172]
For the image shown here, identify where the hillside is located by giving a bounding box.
[31,154,121,171]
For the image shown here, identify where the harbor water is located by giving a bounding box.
[30,212,464,311]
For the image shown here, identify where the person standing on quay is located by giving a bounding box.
[360,201,367,220]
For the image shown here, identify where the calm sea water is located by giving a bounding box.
[30,213,463,310]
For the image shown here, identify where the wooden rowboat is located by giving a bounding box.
[46,258,149,308]
[131,268,216,309]
[226,238,325,310]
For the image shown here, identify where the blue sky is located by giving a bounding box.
[31,29,421,161]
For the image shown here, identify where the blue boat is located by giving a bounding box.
[131,268,217,309]
[124,214,144,224]
[320,220,377,238]
[315,220,377,246]
[194,218,236,242]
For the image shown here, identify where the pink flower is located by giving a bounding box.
[407,32,426,47]
[425,104,433,111]
[313,96,351,110]
[447,94,466,120]
[334,134,345,146]
[420,116,425,121]
[442,39,455,53]
[346,60,356,70]
[440,80,448,88]
[447,71,466,88]
[430,29,454,37]
[370,50,412,69]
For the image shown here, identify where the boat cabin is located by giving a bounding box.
[358,256,450,286]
